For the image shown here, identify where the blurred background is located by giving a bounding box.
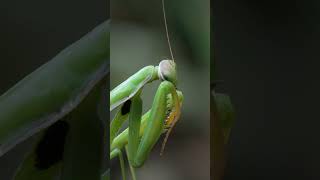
[110,0,210,179]
[0,0,106,179]
[214,0,320,179]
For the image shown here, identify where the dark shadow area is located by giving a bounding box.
[213,0,320,179]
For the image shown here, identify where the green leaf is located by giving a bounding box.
[214,93,235,143]
[0,20,109,179]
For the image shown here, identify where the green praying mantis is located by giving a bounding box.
[109,0,183,179]
[110,60,183,180]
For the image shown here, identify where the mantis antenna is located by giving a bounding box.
[162,0,175,62]
[160,0,180,156]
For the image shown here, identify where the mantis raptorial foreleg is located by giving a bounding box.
[128,81,179,167]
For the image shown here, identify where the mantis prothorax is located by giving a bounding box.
[110,1,183,179]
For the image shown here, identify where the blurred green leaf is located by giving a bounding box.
[214,93,235,143]
[0,20,110,179]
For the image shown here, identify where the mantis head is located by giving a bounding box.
[158,60,177,86]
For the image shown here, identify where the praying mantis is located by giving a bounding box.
[110,0,183,179]
[110,60,183,180]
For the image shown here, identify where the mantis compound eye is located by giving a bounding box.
[158,60,178,86]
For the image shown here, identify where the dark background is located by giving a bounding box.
[213,0,320,179]
[0,0,107,179]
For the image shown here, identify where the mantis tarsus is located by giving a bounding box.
[110,0,183,179]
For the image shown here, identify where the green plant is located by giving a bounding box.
[0,20,109,180]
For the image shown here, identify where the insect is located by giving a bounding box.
[0,21,109,180]
[110,0,183,179]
